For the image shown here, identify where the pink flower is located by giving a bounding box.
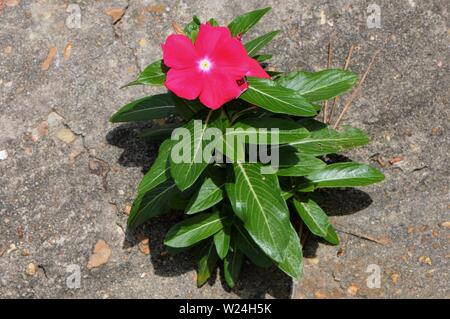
[162,23,270,110]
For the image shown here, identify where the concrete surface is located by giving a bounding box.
[0,0,448,298]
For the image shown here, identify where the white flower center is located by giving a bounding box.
[198,58,212,72]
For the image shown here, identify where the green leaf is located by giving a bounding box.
[171,94,205,120]
[164,210,226,248]
[277,151,326,177]
[230,117,310,145]
[184,16,201,42]
[233,223,272,268]
[208,18,219,26]
[277,69,358,101]
[227,163,291,262]
[137,140,172,195]
[168,180,203,210]
[306,162,385,188]
[281,189,294,200]
[245,30,280,56]
[214,227,230,259]
[138,122,182,141]
[110,94,175,123]
[127,180,179,229]
[228,7,272,37]
[196,240,219,287]
[186,175,225,215]
[254,54,272,62]
[122,60,166,88]
[293,198,339,245]
[224,242,244,288]
[285,126,370,156]
[277,224,303,278]
[232,223,273,268]
[240,77,318,117]
[170,112,222,190]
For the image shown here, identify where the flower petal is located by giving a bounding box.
[212,38,250,79]
[247,58,271,79]
[162,34,198,69]
[195,23,231,57]
[165,68,202,100]
[199,72,242,109]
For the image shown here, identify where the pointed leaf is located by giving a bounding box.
[164,210,226,248]
[170,112,222,190]
[230,117,310,144]
[224,242,244,288]
[138,123,182,141]
[245,30,280,56]
[240,77,318,117]
[306,162,385,188]
[196,240,219,287]
[228,7,271,36]
[122,60,166,88]
[293,198,339,245]
[127,180,179,229]
[172,94,204,120]
[110,94,175,123]
[208,18,219,26]
[227,163,291,262]
[254,54,272,62]
[277,224,303,278]
[233,223,272,268]
[277,69,358,101]
[285,126,369,156]
[186,175,225,214]
[277,151,326,176]
[214,227,230,259]
[138,140,172,195]
[184,16,201,42]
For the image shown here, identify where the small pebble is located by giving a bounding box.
[4,46,13,54]
[391,273,400,284]
[26,263,37,276]
[0,150,8,161]
[56,128,76,144]
[441,221,450,229]
[418,256,432,265]
[87,240,111,269]
[47,111,64,127]
[5,0,19,7]
[6,244,17,254]
[347,284,359,296]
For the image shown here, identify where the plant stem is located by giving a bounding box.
[221,107,231,123]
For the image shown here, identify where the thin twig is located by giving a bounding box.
[297,220,303,240]
[171,21,185,35]
[335,228,390,246]
[333,48,381,129]
[322,41,333,122]
[301,229,310,247]
[328,45,354,124]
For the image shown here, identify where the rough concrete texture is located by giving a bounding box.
[0,0,448,298]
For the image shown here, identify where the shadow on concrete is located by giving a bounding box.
[106,123,374,298]
[106,122,158,173]
[300,187,373,258]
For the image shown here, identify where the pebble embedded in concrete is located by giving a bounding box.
[0,150,8,161]
[56,128,76,144]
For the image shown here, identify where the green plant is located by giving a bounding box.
[110,7,384,288]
